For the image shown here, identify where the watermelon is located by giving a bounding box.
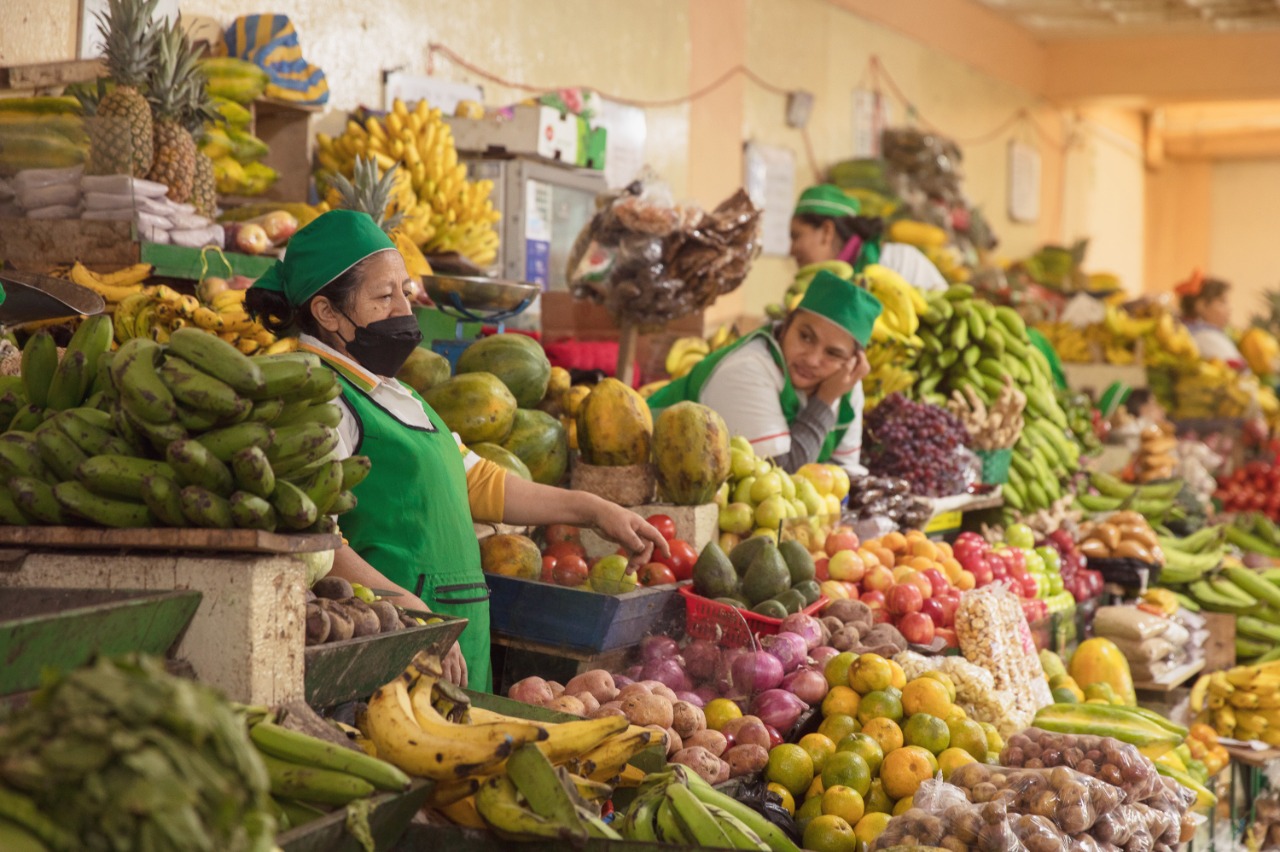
[469,442,532,480]
[500,409,568,485]
[424,372,516,445]
[456,333,551,408]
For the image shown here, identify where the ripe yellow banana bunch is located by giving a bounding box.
[1032,321,1093,363]
[1148,312,1199,362]
[1103,305,1157,342]
[67,262,152,304]
[864,264,922,339]
[112,283,292,355]
[665,337,710,379]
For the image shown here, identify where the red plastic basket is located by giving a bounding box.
[678,586,827,648]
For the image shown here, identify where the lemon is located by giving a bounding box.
[938,746,978,780]
[798,733,838,774]
[848,654,893,693]
[821,750,871,797]
[902,713,951,755]
[854,812,893,846]
[703,698,742,732]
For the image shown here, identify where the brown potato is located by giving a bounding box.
[547,695,586,716]
[725,743,769,777]
[620,692,674,729]
[685,729,729,757]
[670,701,706,739]
[572,692,600,715]
[670,746,721,784]
[318,599,354,641]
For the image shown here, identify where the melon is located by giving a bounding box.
[500,409,569,485]
[424,372,516,445]
[577,378,652,467]
[469,442,532,481]
[396,347,452,396]
[652,402,731,505]
[456,333,551,408]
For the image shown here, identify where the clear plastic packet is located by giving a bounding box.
[1000,728,1163,804]
[949,761,1124,834]
[956,585,1053,723]
[1089,801,1176,850]
[1093,606,1170,641]
[1107,634,1177,664]
[873,799,1026,851]
[894,651,1021,737]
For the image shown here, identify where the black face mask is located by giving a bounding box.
[337,311,423,377]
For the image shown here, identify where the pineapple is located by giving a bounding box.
[146,21,209,202]
[325,156,405,232]
[87,0,160,176]
[190,151,217,218]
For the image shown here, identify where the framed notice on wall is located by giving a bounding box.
[1008,139,1041,224]
[743,142,797,257]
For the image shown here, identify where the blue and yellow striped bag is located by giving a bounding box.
[225,15,329,106]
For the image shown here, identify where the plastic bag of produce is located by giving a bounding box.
[895,650,1021,737]
[16,180,79,210]
[956,584,1053,719]
[948,761,1123,834]
[1090,802,1177,849]
[1000,728,1163,804]
[13,164,82,193]
[80,174,169,197]
[1093,606,1170,641]
[1107,634,1177,664]
[872,795,1028,850]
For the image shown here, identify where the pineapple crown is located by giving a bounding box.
[147,19,213,128]
[328,156,405,234]
[96,0,161,89]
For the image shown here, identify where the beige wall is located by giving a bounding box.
[1207,159,1280,327]
[0,0,78,65]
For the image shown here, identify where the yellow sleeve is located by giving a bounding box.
[465,457,508,523]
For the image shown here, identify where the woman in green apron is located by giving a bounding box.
[648,271,881,475]
[247,211,667,691]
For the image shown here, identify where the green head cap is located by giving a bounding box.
[794,184,860,219]
[1098,381,1132,418]
[250,209,397,307]
[795,270,882,347]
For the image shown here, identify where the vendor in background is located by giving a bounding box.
[1177,270,1245,369]
[647,271,880,476]
[789,184,948,291]
[247,211,667,692]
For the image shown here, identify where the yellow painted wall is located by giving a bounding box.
[1207,159,1280,327]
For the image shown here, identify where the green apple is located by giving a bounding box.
[1047,573,1064,595]
[730,435,753,456]
[755,459,773,478]
[590,554,635,595]
[1005,523,1035,550]
[754,494,787,529]
[750,472,782,503]
[730,448,756,480]
[733,475,757,505]
[779,472,796,501]
[791,498,808,519]
[715,481,730,508]
[751,527,778,543]
[1022,550,1045,574]
[720,502,755,536]
[1035,546,1061,573]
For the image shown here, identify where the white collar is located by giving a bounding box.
[297,333,385,388]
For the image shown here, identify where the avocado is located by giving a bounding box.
[741,542,791,605]
[751,599,788,618]
[775,588,807,614]
[714,596,747,608]
[793,579,822,605]
[779,540,816,585]
[691,541,739,599]
[729,536,771,576]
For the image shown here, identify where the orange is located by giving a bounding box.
[948,719,990,761]
[888,660,906,690]
[902,677,953,718]
[818,713,860,743]
[766,743,815,797]
[804,814,858,852]
[863,779,894,815]
[937,747,978,780]
[893,795,915,815]
[848,654,893,694]
[936,541,953,559]
[861,717,904,754]
[822,685,861,718]
[824,652,858,690]
[821,750,872,797]
[856,690,903,725]
[796,795,824,834]
[855,812,892,846]
[807,775,825,799]
[979,721,1004,753]
[920,671,957,702]
[1190,723,1218,745]
[954,570,976,590]
[857,548,881,570]
[882,531,907,553]
[903,713,951,755]
[872,546,895,569]
[944,705,968,725]
[907,555,935,571]
[767,782,796,816]
[836,732,884,775]
[704,698,742,732]
[822,785,865,825]
[798,733,838,774]
[881,745,935,800]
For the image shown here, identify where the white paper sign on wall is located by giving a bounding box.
[743,142,797,257]
[1008,139,1041,224]
[597,99,647,190]
[852,88,892,159]
[81,0,179,58]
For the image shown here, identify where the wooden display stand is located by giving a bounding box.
[222,97,321,206]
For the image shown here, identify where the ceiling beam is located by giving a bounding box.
[1163,127,1280,159]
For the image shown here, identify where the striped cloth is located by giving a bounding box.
[225,15,329,106]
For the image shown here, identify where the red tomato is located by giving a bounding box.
[651,539,697,582]
[638,563,677,586]
[646,514,677,541]
[544,524,581,545]
[552,554,589,587]
[545,541,587,562]
[540,555,557,583]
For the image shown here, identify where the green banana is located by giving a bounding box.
[995,305,1027,337]
[506,744,587,836]
[1237,616,1280,643]
[179,485,235,529]
[250,720,410,791]
[53,481,153,528]
[1236,636,1272,659]
[1226,524,1280,558]
[249,397,286,423]
[195,421,274,463]
[271,480,318,530]
[176,404,222,432]
[231,445,276,499]
[1223,564,1280,610]
[167,327,266,395]
[9,476,64,524]
[0,436,49,481]
[140,475,187,527]
[683,771,802,852]
[259,753,374,806]
[267,423,340,464]
[90,347,115,400]
[272,447,340,482]
[0,788,75,851]
[166,439,234,495]
[8,405,44,432]
[36,427,87,481]
[249,355,313,399]
[63,314,113,385]
[20,331,57,409]
[280,366,338,404]
[229,491,278,531]
[666,783,733,848]
[58,409,132,456]
[1171,591,1201,613]
[0,484,30,524]
[328,490,357,514]
[159,354,244,416]
[340,456,371,491]
[45,349,88,411]
[114,337,177,424]
[76,455,177,501]
[271,401,343,430]
[302,459,343,515]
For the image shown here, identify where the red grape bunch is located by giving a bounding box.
[864,393,971,497]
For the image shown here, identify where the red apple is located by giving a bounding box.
[905,572,933,601]
[540,555,557,583]
[898,612,936,645]
[1002,548,1026,572]
[886,583,923,616]
[828,550,866,583]
[934,593,960,627]
[825,531,860,557]
[972,567,994,587]
[935,627,959,649]
[872,607,891,624]
[860,589,886,610]
[863,565,894,593]
[921,568,950,598]
[814,557,830,582]
[764,725,784,748]
[919,597,946,628]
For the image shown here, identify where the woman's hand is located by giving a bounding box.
[442,642,468,688]
[590,499,670,570]
[816,348,870,404]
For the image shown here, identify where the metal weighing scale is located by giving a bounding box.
[0,270,106,328]
[423,274,539,369]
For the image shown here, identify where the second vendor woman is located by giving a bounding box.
[247,211,667,692]
[647,271,881,476]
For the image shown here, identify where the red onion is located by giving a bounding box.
[612,674,635,689]
[693,685,719,705]
[714,647,749,694]
[675,690,705,708]
[625,664,644,681]
[761,632,808,674]
[641,658,691,693]
[730,650,784,695]
[808,646,840,671]
[751,688,807,732]
[782,668,829,705]
[682,639,721,681]
[640,635,682,664]
[779,614,824,650]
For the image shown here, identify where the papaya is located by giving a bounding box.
[424,372,516,445]
[1068,637,1137,706]
[456,333,551,408]
[479,533,540,579]
[468,442,531,481]
[396,347,452,396]
[499,409,568,485]
[652,401,731,505]
[576,378,653,467]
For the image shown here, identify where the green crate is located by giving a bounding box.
[976,448,1013,485]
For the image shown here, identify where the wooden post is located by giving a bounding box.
[617,323,639,386]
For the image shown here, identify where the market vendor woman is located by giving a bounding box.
[247,211,667,692]
[1177,270,1245,369]
[648,271,880,475]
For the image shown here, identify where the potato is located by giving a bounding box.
[725,744,769,777]
[640,682,679,703]
[318,599,354,641]
[671,746,722,784]
[617,683,652,702]
[572,692,600,715]
[620,692,674,729]
[714,758,731,784]
[820,616,843,640]
[547,695,586,716]
[665,727,683,757]
[565,670,619,704]
[305,603,330,646]
[508,676,555,707]
[831,625,862,652]
[670,701,706,739]
[589,704,628,720]
[685,729,729,757]
[547,681,566,699]
[312,576,354,600]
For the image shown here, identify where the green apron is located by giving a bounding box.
[647,328,857,462]
[320,357,493,692]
